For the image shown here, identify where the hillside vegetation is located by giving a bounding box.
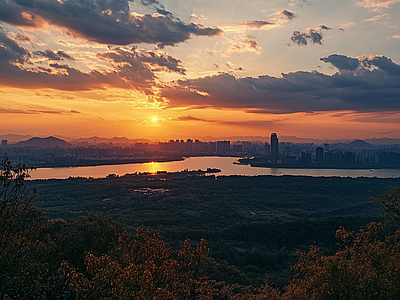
[2,158,400,298]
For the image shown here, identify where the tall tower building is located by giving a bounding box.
[270,133,278,162]
[1,140,7,147]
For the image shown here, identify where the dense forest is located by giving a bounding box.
[2,158,400,299]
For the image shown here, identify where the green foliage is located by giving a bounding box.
[4,156,400,299]
[0,157,38,252]
[0,158,51,299]
[373,186,400,227]
[32,174,395,286]
[57,229,212,299]
[285,187,400,300]
[44,213,128,272]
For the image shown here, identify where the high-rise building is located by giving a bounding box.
[270,133,278,162]
[1,140,7,147]
[264,142,270,156]
[315,147,324,162]
[300,151,312,164]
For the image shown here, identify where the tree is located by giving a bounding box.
[284,186,400,300]
[0,157,39,251]
[373,186,400,227]
[58,229,212,299]
[0,158,51,299]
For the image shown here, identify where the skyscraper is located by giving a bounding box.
[270,133,278,162]
[316,146,324,162]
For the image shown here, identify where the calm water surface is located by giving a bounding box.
[30,156,400,180]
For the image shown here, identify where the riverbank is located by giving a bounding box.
[29,156,185,169]
[238,157,400,170]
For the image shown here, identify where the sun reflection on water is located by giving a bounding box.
[146,161,165,174]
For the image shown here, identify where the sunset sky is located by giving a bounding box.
[1,0,399,141]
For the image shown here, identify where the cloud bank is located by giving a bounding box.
[0,0,221,46]
[0,26,185,92]
[161,54,400,114]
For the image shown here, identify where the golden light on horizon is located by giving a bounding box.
[152,117,158,121]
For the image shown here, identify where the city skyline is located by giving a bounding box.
[2,133,399,169]
[0,0,399,140]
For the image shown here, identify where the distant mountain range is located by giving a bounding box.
[69,136,152,145]
[13,136,72,148]
[2,134,400,146]
[332,139,375,149]
[0,134,34,143]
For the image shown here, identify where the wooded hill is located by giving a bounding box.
[2,159,400,299]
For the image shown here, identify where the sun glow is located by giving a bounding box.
[152,117,158,121]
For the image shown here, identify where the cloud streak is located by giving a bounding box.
[221,20,275,31]
[357,0,400,9]
[221,10,295,31]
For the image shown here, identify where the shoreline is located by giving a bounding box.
[27,155,400,170]
[238,157,400,170]
[30,156,185,169]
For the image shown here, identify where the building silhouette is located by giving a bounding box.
[1,140,7,147]
[270,133,278,162]
[300,151,312,164]
[315,146,324,162]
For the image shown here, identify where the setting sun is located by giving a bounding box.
[152,117,158,121]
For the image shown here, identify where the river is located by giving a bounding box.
[29,156,400,180]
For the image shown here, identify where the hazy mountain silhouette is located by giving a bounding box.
[365,138,400,145]
[333,139,375,149]
[14,136,72,148]
[69,136,152,146]
[347,140,374,148]
[0,134,34,144]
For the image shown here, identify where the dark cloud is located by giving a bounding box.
[238,20,275,29]
[0,27,30,65]
[49,63,69,69]
[141,0,161,6]
[319,25,331,30]
[0,0,222,46]
[291,25,330,45]
[0,0,42,27]
[321,54,400,75]
[161,54,400,114]
[174,115,215,122]
[291,31,309,45]
[140,0,174,18]
[34,49,75,61]
[281,10,295,20]
[363,55,400,75]
[99,47,186,75]
[246,38,260,53]
[15,32,34,43]
[320,54,360,71]
[308,28,324,44]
